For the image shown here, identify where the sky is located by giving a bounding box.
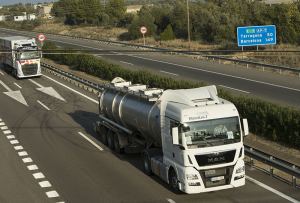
[0,0,56,6]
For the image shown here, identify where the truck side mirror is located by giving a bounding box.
[172,127,179,145]
[242,119,249,136]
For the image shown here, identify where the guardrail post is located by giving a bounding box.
[270,156,274,177]
[279,69,282,74]
[262,66,265,72]
[246,64,249,69]
[249,148,254,167]
[292,165,297,187]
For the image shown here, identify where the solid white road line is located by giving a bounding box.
[3,130,12,134]
[37,100,51,111]
[39,181,52,188]
[33,172,45,179]
[218,85,250,94]
[10,140,19,144]
[43,75,98,104]
[14,82,22,89]
[0,126,8,130]
[29,79,44,88]
[22,157,33,163]
[0,80,12,91]
[27,165,39,171]
[79,132,103,151]
[120,60,134,66]
[166,198,176,203]
[50,38,103,51]
[160,70,178,76]
[0,71,4,76]
[46,190,59,198]
[0,122,5,126]
[14,145,24,150]
[7,135,15,139]
[18,151,28,157]
[247,176,299,203]
[133,55,300,93]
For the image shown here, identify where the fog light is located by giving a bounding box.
[234,175,245,180]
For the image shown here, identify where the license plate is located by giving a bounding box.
[211,176,224,182]
[205,169,216,176]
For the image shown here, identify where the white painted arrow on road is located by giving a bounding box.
[0,80,28,106]
[29,79,66,102]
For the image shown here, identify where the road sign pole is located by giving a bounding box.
[143,34,145,46]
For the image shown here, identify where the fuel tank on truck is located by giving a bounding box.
[99,78,164,147]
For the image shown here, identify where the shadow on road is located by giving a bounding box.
[68,110,179,194]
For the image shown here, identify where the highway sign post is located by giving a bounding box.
[140,26,147,46]
[237,25,276,50]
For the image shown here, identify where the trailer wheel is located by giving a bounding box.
[113,134,123,154]
[168,168,180,192]
[143,151,152,175]
[107,130,115,150]
[99,126,108,145]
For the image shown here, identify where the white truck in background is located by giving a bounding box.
[0,36,42,78]
[96,77,249,194]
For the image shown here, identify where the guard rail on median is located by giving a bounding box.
[41,61,300,188]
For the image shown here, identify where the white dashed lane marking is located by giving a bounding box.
[14,145,24,150]
[33,172,45,179]
[46,191,59,198]
[37,100,51,111]
[14,82,22,89]
[3,130,11,134]
[18,151,28,157]
[22,157,33,163]
[7,135,15,139]
[1,126,8,130]
[10,140,19,144]
[79,132,103,151]
[27,165,39,171]
[0,122,5,126]
[39,181,52,188]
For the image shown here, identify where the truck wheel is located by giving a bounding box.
[169,169,180,192]
[99,126,108,145]
[113,134,123,154]
[143,151,152,175]
[107,130,115,150]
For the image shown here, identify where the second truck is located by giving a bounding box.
[0,36,42,78]
[96,77,249,194]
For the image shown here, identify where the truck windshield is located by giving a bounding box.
[19,51,40,59]
[181,117,241,149]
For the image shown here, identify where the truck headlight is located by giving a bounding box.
[236,166,245,174]
[186,174,198,180]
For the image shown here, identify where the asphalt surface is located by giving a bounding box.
[0,64,299,202]
[0,29,299,203]
[0,28,300,109]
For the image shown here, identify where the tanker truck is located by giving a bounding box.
[96,77,249,194]
[0,36,42,78]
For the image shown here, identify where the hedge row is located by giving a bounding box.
[43,42,300,149]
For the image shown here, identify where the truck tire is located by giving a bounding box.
[113,134,123,154]
[143,151,152,175]
[168,168,180,192]
[99,126,108,145]
[107,130,115,150]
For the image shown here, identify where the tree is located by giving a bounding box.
[106,0,126,26]
[160,24,175,40]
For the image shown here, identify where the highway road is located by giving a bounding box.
[0,29,299,203]
[0,28,300,109]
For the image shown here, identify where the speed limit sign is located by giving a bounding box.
[37,33,46,42]
[140,26,147,34]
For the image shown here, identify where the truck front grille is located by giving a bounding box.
[199,166,234,188]
[195,150,236,166]
[22,64,38,76]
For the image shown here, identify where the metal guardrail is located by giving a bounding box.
[244,145,300,187]
[41,62,300,188]
[2,28,299,76]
